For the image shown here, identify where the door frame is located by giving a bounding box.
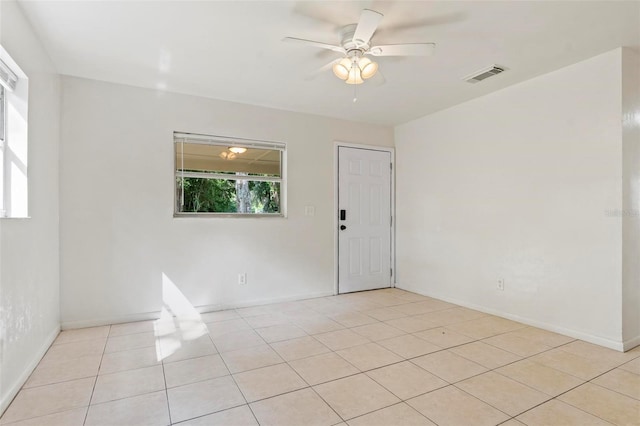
[334,141,396,295]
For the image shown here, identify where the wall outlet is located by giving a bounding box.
[238,272,247,285]
[497,278,505,291]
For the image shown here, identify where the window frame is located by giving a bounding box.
[173,132,287,218]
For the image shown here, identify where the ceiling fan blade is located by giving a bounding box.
[368,69,386,87]
[352,9,383,46]
[304,58,341,81]
[282,37,345,54]
[369,43,435,56]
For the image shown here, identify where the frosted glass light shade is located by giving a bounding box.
[346,66,364,85]
[332,58,351,80]
[359,57,378,79]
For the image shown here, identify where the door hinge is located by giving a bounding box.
[390,162,393,170]
[390,216,392,226]
[390,268,393,277]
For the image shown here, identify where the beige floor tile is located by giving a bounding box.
[516,399,613,426]
[416,307,487,327]
[456,371,550,416]
[451,341,521,369]
[377,334,442,359]
[104,331,157,353]
[91,365,165,404]
[244,313,290,328]
[270,336,331,361]
[620,357,640,375]
[385,316,437,333]
[362,307,407,321]
[167,376,246,423]
[347,402,436,426]
[314,329,370,351]
[508,327,575,348]
[0,377,95,423]
[0,407,87,426]
[448,316,525,339]
[206,319,252,338]
[109,320,155,337]
[250,388,341,426]
[337,342,403,371]
[296,317,344,335]
[366,361,448,400]
[412,350,488,383]
[55,326,110,345]
[559,383,640,425]
[360,295,409,308]
[500,420,527,426]
[496,359,584,396]
[329,312,378,328]
[289,352,360,385]
[314,374,400,420]
[255,324,306,343]
[394,300,456,315]
[160,334,217,363]
[483,333,552,357]
[593,368,640,400]
[392,290,432,302]
[530,348,613,380]
[211,329,265,353]
[236,304,279,318]
[178,405,257,426]
[164,354,230,388]
[233,363,307,402]
[413,327,475,348]
[220,344,283,373]
[200,310,241,323]
[85,391,169,426]
[561,341,638,367]
[42,339,106,363]
[25,355,100,388]
[351,323,405,341]
[407,385,509,426]
[99,346,161,375]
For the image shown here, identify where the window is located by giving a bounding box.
[174,132,286,216]
[0,52,27,219]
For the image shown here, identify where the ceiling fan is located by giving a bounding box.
[283,9,436,86]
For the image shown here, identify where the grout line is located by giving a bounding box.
[82,325,111,426]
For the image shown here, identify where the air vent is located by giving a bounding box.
[463,65,505,84]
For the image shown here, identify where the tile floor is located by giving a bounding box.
[1,288,639,426]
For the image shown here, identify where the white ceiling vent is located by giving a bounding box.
[463,65,505,83]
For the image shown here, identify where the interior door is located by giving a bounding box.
[338,146,392,293]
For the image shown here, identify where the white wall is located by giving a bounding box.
[396,49,631,350]
[0,0,61,414]
[622,47,640,348]
[59,76,394,327]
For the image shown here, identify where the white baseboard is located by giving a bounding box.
[396,284,628,352]
[61,291,335,330]
[1,324,60,416]
[623,335,640,351]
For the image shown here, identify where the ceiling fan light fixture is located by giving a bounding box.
[358,57,378,79]
[228,147,247,154]
[332,58,351,80]
[345,66,364,85]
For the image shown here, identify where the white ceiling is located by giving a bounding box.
[17,0,640,126]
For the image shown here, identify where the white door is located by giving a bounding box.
[338,146,392,293]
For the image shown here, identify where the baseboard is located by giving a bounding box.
[61,290,335,330]
[396,284,627,352]
[1,324,60,416]
[623,335,640,351]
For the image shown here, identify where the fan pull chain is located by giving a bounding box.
[353,82,357,103]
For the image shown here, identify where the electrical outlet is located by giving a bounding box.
[497,278,505,291]
[238,272,247,285]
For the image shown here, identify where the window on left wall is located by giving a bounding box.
[0,50,28,218]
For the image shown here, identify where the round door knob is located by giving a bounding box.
[340,225,347,230]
